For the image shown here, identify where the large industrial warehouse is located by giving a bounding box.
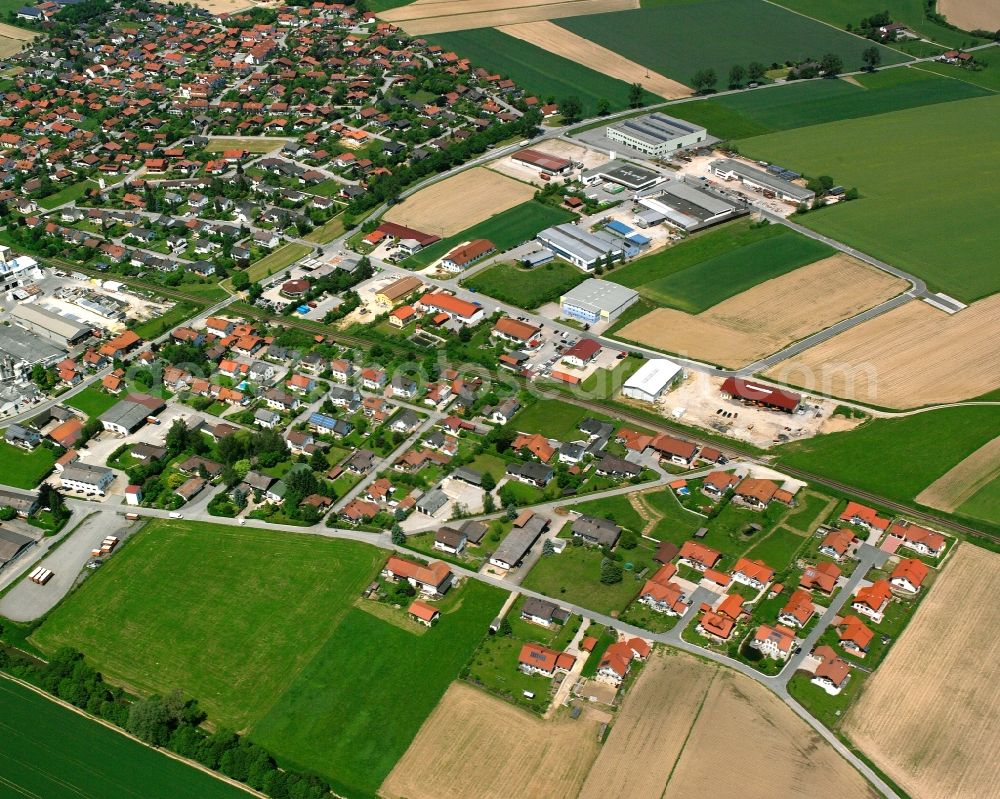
[535,224,623,271]
[634,179,742,231]
[622,358,684,402]
[560,279,639,325]
[10,303,93,347]
[606,113,708,157]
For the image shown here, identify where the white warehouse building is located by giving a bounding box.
[606,113,708,157]
[622,358,684,402]
[536,224,622,272]
[560,279,638,325]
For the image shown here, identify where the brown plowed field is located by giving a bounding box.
[381,0,639,34]
[937,0,1000,31]
[499,21,690,99]
[916,435,1000,512]
[764,293,1000,408]
[380,681,602,799]
[617,255,905,369]
[382,167,534,238]
[844,544,1000,799]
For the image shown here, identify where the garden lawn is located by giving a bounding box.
[668,68,991,139]
[65,386,122,419]
[303,213,345,244]
[0,441,56,489]
[609,219,831,312]
[428,28,660,117]
[251,579,504,798]
[510,398,596,442]
[570,493,646,534]
[743,527,807,572]
[736,94,1000,300]
[463,260,585,309]
[405,200,574,268]
[778,405,1000,504]
[556,0,907,86]
[247,242,312,282]
[521,544,651,616]
[37,180,98,210]
[0,678,250,799]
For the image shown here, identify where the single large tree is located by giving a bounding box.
[821,52,844,76]
[728,63,746,89]
[862,46,882,71]
[690,68,718,94]
[560,96,583,123]
[747,61,767,83]
[628,82,645,108]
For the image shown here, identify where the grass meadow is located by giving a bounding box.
[736,94,1000,300]
[0,678,250,799]
[668,68,991,139]
[65,386,120,418]
[0,441,56,489]
[30,520,504,797]
[957,476,1000,526]
[463,258,585,309]
[429,28,660,117]
[406,200,574,269]
[608,218,831,312]
[778,406,1000,504]
[557,0,908,85]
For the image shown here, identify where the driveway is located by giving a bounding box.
[0,509,137,622]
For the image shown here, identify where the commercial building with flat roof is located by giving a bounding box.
[635,179,741,231]
[536,224,622,271]
[99,393,165,435]
[11,303,92,346]
[623,358,684,402]
[582,160,662,191]
[607,113,708,157]
[710,158,815,204]
[512,148,572,174]
[560,279,639,324]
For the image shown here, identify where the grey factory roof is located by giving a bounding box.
[561,278,639,313]
[644,179,736,218]
[610,112,706,146]
[492,526,542,568]
[711,158,815,201]
[10,303,92,342]
[537,223,620,264]
[584,159,662,189]
[61,463,113,484]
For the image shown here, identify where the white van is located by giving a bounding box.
[168,512,183,519]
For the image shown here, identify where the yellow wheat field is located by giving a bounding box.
[844,544,1000,799]
[380,0,639,34]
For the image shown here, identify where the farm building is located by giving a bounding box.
[710,158,815,204]
[60,463,114,495]
[606,113,707,157]
[622,358,683,402]
[634,180,741,231]
[0,528,34,568]
[376,222,440,252]
[375,276,423,308]
[440,239,496,272]
[562,338,601,368]
[536,224,622,271]
[511,148,573,175]
[11,303,92,347]
[720,377,801,413]
[0,488,39,517]
[582,160,663,191]
[490,513,547,570]
[560,279,638,324]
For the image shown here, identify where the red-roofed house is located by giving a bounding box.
[778,589,815,629]
[890,558,929,593]
[416,292,483,325]
[839,501,890,534]
[638,563,688,616]
[440,239,495,272]
[837,615,874,657]
[811,645,851,694]
[752,624,796,660]
[562,338,601,368]
[382,555,453,596]
[679,541,722,571]
[730,558,774,590]
[408,600,440,626]
[518,643,575,677]
[800,561,841,595]
[697,609,735,640]
[886,520,946,558]
[852,579,892,621]
[819,528,858,561]
[596,638,648,684]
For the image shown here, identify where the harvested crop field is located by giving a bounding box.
[916,435,1000,512]
[185,0,273,12]
[583,649,877,798]
[764,293,1000,408]
[665,668,879,799]
[381,681,602,799]
[498,21,690,99]
[383,167,535,238]
[0,23,37,58]
[844,544,1000,799]
[579,650,714,799]
[615,255,906,368]
[380,0,639,34]
[938,0,1000,31]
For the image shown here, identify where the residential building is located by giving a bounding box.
[852,579,892,621]
[752,624,796,660]
[890,558,929,593]
[382,556,453,596]
[60,463,114,494]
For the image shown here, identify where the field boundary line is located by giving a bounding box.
[658,665,719,799]
[0,673,266,799]
[909,62,999,91]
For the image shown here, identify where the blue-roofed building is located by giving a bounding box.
[605,220,634,236]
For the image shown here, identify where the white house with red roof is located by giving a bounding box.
[382,555,453,596]
[752,624,796,660]
[890,558,930,593]
[886,520,946,558]
[852,579,892,622]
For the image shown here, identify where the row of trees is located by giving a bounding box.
[0,648,334,799]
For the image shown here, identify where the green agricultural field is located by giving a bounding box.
[251,580,503,798]
[736,94,1000,300]
[668,68,990,139]
[0,678,251,799]
[957,475,1000,526]
[609,219,831,313]
[30,521,503,798]
[557,0,907,87]
[915,48,1000,92]
[464,259,586,309]
[770,0,985,49]
[65,386,119,418]
[779,406,1000,504]
[407,200,575,269]
[428,28,660,117]
[247,242,312,282]
[0,441,56,489]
